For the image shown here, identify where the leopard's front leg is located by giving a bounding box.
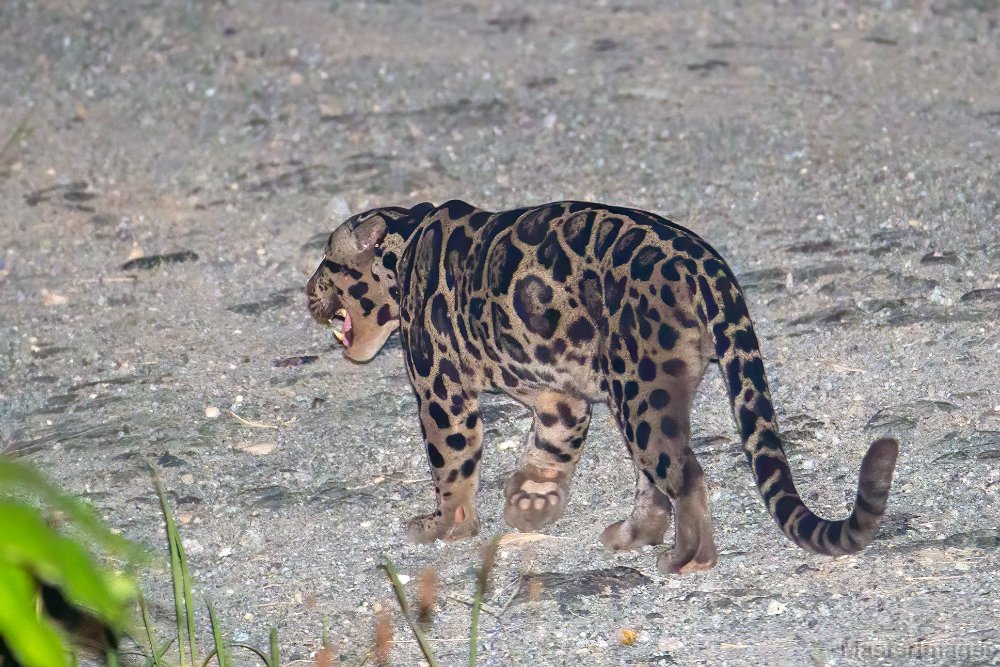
[405,377,484,544]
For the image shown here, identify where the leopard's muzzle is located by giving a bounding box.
[306,264,353,347]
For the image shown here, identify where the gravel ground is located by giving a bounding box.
[2,1,999,665]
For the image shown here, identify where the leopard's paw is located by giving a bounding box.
[656,548,718,574]
[503,466,569,532]
[405,507,480,544]
[600,516,670,551]
[405,513,442,544]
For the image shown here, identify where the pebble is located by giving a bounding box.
[236,442,276,456]
[41,289,69,306]
[766,600,788,616]
[182,538,204,555]
[205,406,221,419]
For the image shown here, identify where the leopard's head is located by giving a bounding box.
[306,204,430,362]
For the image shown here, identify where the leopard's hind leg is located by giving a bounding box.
[504,391,591,532]
[604,336,718,574]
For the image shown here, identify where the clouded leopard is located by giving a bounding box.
[306,200,898,573]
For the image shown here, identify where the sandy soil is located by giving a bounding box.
[2,1,999,665]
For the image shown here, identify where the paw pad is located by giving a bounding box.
[504,469,569,531]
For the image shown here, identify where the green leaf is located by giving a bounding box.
[0,501,134,626]
[0,563,70,667]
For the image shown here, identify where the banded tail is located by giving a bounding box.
[701,271,898,555]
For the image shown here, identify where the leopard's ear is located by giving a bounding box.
[351,214,388,254]
[406,201,435,222]
[351,203,433,253]
[328,211,388,258]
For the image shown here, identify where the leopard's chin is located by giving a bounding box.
[341,322,398,363]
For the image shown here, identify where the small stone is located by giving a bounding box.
[319,98,344,117]
[205,406,221,419]
[182,538,204,555]
[237,442,276,456]
[157,453,187,468]
[41,289,68,306]
[766,600,787,616]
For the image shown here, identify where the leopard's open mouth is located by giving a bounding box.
[306,269,353,347]
[330,308,353,347]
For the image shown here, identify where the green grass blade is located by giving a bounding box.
[138,594,164,667]
[179,538,197,666]
[381,556,439,667]
[268,628,279,667]
[206,600,232,667]
[151,467,188,667]
[469,590,481,667]
[470,537,500,667]
[230,643,272,664]
[137,639,175,667]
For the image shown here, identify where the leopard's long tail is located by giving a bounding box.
[699,269,898,556]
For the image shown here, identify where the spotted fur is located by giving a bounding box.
[307,200,899,573]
